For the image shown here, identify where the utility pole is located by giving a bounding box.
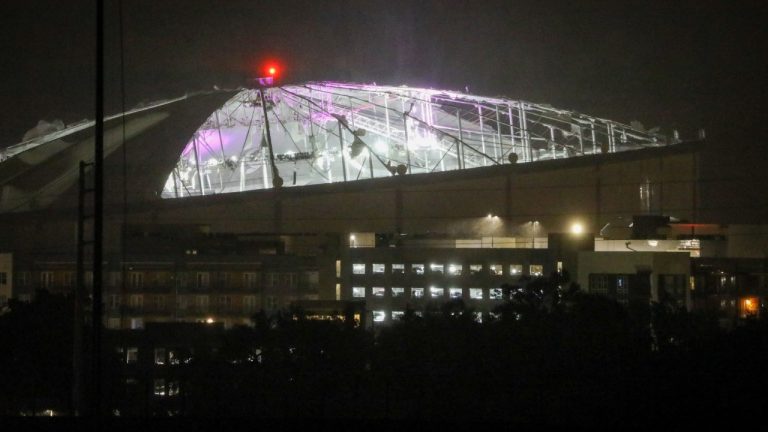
[91,0,105,419]
[74,161,94,416]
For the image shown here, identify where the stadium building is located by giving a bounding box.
[1,82,766,327]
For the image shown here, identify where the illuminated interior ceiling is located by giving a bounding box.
[159,81,669,198]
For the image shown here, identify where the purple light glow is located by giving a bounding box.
[181,128,255,161]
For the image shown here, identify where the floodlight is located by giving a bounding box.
[570,222,584,235]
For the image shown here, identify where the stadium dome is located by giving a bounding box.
[160,82,668,198]
[0,82,671,213]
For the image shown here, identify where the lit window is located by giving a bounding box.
[430,264,444,275]
[430,287,444,298]
[353,264,366,275]
[742,297,759,318]
[469,265,482,275]
[529,265,544,276]
[489,264,502,276]
[154,379,166,397]
[449,288,463,299]
[168,381,180,397]
[391,287,405,297]
[352,287,366,298]
[372,287,385,297]
[130,318,143,330]
[447,264,463,276]
[126,347,138,364]
[411,287,424,298]
[154,348,166,366]
[373,310,386,322]
[411,264,425,275]
[168,350,180,366]
[335,260,341,278]
[473,312,483,323]
[392,311,405,320]
[469,288,483,300]
[616,276,629,304]
[489,288,503,300]
[509,265,522,275]
[372,264,385,274]
[392,264,405,274]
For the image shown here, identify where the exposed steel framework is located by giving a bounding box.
[0,83,672,208]
[161,82,669,198]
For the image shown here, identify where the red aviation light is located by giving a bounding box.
[252,60,282,87]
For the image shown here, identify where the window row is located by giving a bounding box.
[12,270,307,290]
[352,286,511,300]
[372,310,502,323]
[113,294,260,312]
[153,379,181,397]
[352,263,543,277]
[119,347,194,366]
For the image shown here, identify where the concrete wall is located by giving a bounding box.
[140,142,701,238]
[727,225,768,258]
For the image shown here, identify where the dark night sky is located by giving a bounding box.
[2,0,766,172]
